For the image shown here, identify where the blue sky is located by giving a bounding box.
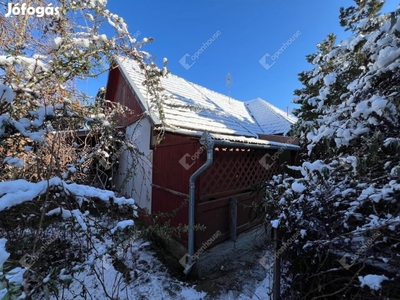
[80,0,398,113]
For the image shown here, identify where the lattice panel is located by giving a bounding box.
[198,147,281,198]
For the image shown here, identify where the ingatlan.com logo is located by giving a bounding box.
[5,3,60,18]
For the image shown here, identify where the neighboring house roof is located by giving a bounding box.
[245,98,298,135]
[114,56,297,138]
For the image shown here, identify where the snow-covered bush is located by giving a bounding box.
[0,0,168,298]
[263,1,400,298]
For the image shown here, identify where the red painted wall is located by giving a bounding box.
[105,67,145,126]
[107,66,297,250]
[151,132,283,248]
[151,133,207,243]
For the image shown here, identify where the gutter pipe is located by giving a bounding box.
[184,132,299,274]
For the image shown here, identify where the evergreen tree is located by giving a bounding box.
[265,1,400,298]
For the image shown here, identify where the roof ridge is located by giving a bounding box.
[248,98,297,122]
[183,79,260,138]
[244,102,265,135]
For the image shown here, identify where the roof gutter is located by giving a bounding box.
[184,132,299,274]
[212,139,299,151]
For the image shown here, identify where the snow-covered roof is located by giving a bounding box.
[245,98,298,135]
[115,56,297,138]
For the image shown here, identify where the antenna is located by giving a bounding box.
[226,73,232,104]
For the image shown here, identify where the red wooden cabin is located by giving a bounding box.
[105,56,299,264]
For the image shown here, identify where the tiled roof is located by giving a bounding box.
[115,56,297,137]
[245,98,298,135]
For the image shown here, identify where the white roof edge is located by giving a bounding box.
[157,128,300,150]
[209,133,300,149]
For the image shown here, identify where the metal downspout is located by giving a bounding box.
[183,132,299,274]
[184,134,214,275]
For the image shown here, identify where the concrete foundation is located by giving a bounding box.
[166,225,269,278]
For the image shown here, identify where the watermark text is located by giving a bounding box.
[5,3,59,18]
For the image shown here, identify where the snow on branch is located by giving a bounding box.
[0,177,136,212]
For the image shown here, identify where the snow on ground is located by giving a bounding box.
[40,237,272,300]
[41,238,206,300]
[218,277,272,300]
[0,178,272,299]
